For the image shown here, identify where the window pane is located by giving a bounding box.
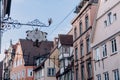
[47,68,55,76]
[104,72,109,80]
[81,64,84,80]
[75,48,78,60]
[76,68,78,80]
[102,44,107,57]
[87,61,92,78]
[80,43,84,56]
[113,69,119,80]
[95,48,100,60]
[111,39,117,53]
[86,38,90,53]
[97,74,101,80]
[85,16,89,29]
[79,22,82,35]
[74,28,77,39]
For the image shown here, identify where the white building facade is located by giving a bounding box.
[91,0,120,80]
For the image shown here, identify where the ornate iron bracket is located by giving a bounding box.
[1,17,52,32]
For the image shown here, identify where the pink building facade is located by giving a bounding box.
[71,0,98,80]
[91,0,120,80]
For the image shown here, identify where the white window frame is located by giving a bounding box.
[104,72,109,80]
[111,39,117,53]
[96,74,101,80]
[27,69,33,77]
[95,48,100,61]
[113,13,117,21]
[102,44,107,58]
[47,68,56,76]
[107,12,113,25]
[113,69,119,80]
[22,69,25,78]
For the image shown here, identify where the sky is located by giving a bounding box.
[0,0,80,61]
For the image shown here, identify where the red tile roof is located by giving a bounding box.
[58,34,73,46]
[19,39,53,66]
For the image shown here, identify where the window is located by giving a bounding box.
[79,22,82,35]
[74,28,77,40]
[76,68,78,80]
[97,74,101,80]
[104,20,108,26]
[36,59,39,66]
[113,13,117,21]
[80,43,84,57]
[47,68,55,76]
[60,60,64,68]
[63,47,70,53]
[111,39,117,53]
[113,69,119,80]
[40,58,45,63]
[95,48,100,60]
[92,0,98,3]
[85,16,89,30]
[87,60,92,78]
[102,44,107,57]
[22,70,25,78]
[104,72,109,80]
[86,38,90,53]
[81,64,85,80]
[105,0,107,2]
[75,47,78,61]
[41,68,44,77]
[18,72,20,79]
[108,12,113,24]
[28,69,33,77]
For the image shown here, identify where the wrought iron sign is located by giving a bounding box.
[1,17,52,32]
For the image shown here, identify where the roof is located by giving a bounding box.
[19,39,53,66]
[58,34,73,46]
[34,47,58,71]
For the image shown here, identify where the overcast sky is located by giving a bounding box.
[0,0,79,61]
